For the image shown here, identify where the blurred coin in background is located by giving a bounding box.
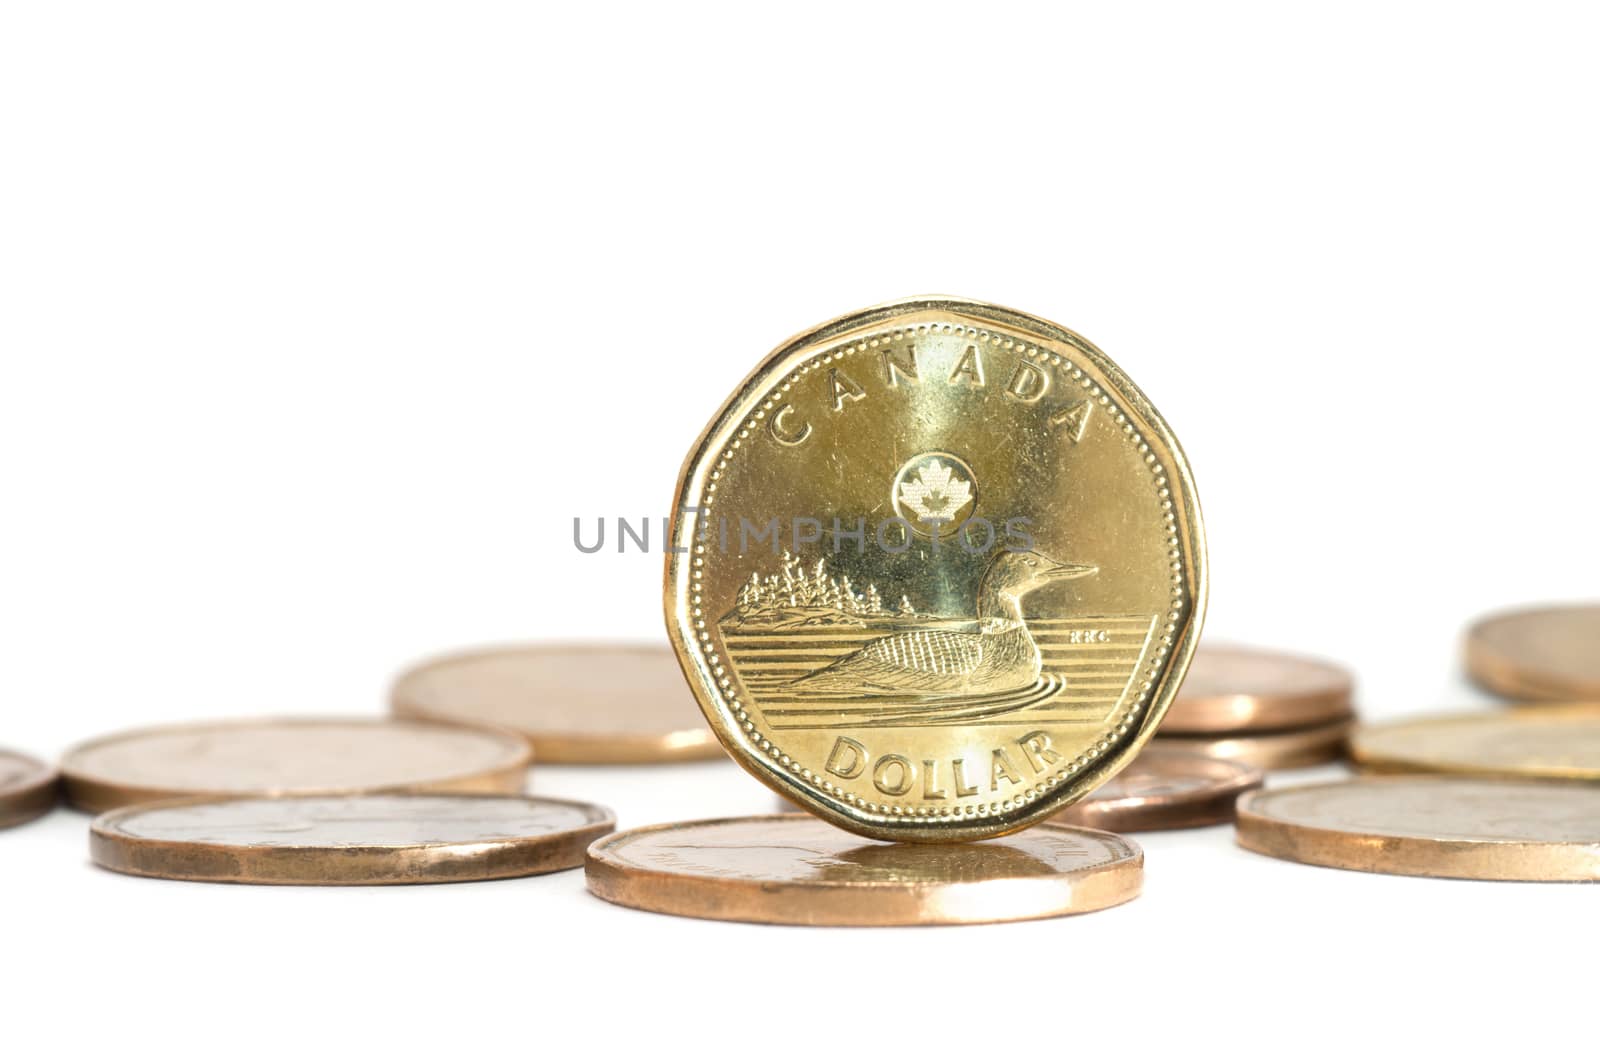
[1236,776,1600,881]
[1464,603,1600,702]
[391,643,722,764]
[1051,749,1262,831]
[61,717,532,812]
[0,749,57,829]
[1160,644,1354,733]
[91,792,613,884]
[1349,704,1600,781]
[1155,716,1351,770]
[586,814,1142,926]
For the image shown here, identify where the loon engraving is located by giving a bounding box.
[788,550,1097,696]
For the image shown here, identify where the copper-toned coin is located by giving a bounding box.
[91,793,612,884]
[391,643,721,764]
[1051,749,1262,831]
[0,748,57,828]
[1161,644,1354,734]
[1153,716,1350,769]
[1350,704,1600,781]
[585,814,1142,926]
[1464,603,1600,702]
[61,717,533,813]
[1236,776,1600,881]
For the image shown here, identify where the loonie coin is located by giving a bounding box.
[91,793,613,884]
[1153,717,1351,769]
[391,642,722,764]
[1349,704,1600,781]
[0,749,57,829]
[1464,603,1600,702]
[1235,776,1600,881]
[585,814,1142,925]
[665,297,1206,841]
[61,717,532,812]
[1051,749,1262,831]
[1161,644,1354,733]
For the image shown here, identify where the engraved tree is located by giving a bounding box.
[809,559,831,606]
[737,572,764,611]
[723,553,922,628]
[780,550,803,595]
[837,575,859,614]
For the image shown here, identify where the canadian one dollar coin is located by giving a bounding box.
[666,297,1206,840]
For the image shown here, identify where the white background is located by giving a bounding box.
[2,2,1595,1055]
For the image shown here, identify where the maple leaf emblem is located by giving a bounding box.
[897,459,973,522]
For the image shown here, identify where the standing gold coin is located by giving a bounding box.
[391,643,722,764]
[61,717,533,813]
[1464,603,1600,701]
[585,814,1142,926]
[1160,644,1354,733]
[0,749,57,828]
[666,297,1206,841]
[1154,717,1351,769]
[1349,705,1600,781]
[91,793,613,884]
[1051,749,1262,831]
[1236,776,1600,881]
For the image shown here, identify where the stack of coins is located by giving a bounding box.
[1233,606,1600,882]
[1153,645,1356,768]
[60,716,621,885]
[59,637,727,886]
[63,635,740,885]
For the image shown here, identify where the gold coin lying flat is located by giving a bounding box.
[91,793,613,884]
[1236,776,1600,881]
[61,717,532,813]
[1464,603,1600,702]
[1051,749,1262,831]
[0,748,57,829]
[1161,644,1354,734]
[666,297,1206,842]
[1349,705,1600,781]
[391,642,721,764]
[1153,717,1351,770]
[586,814,1142,926]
